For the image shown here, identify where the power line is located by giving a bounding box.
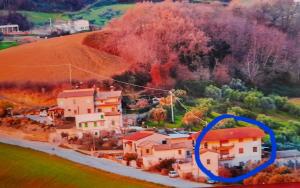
[0,62,170,92]
[71,64,170,92]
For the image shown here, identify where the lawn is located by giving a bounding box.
[289,98,300,106]
[0,41,18,50]
[20,11,69,26]
[0,143,161,188]
[69,3,134,26]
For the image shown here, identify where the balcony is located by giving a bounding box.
[212,144,234,151]
[219,155,235,161]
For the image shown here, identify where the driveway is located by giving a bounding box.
[0,134,211,188]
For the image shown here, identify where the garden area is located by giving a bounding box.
[146,79,300,151]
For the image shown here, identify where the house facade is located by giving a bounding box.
[57,89,95,117]
[123,131,194,169]
[191,127,265,168]
[57,88,123,134]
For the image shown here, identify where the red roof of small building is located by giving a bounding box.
[57,89,95,98]
[123,131,154,141]
[191,127,265,141]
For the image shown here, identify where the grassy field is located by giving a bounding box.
[68,3,134,26]
[20,11,69,26]
[0,143,161,188]
[0,41,18,50]
[289,98,300,106]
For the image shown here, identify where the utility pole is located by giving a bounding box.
[69,64,72,86]
[169,89,174,123]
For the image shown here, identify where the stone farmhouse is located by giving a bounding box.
[57,88,123,135]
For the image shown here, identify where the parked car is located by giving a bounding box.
[207,178,217,184]
[168,171,179,178]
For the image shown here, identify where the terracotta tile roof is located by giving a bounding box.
[191,127,266,141]
[57,89,95,98]
[96,91,122,100]
[153,142,192,151]
[137,140,159,147]
[123,131,154,141]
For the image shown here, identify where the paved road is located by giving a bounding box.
[0,134,211,188]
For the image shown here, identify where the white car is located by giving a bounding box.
[168,170,179,178]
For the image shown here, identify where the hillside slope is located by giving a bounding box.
[0,32,130,83]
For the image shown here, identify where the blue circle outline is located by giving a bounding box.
[194,114,277,183]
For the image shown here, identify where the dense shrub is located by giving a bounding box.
[229,78,247,91]
[204,85,222,100]
[260,97,276,110]
[123,153,137,162]
[227,106,257,119]
[243,91,263,109]
[256,114,280,129]
[270,95,288,110]
[154,158,176,172]
[282,103,300,116]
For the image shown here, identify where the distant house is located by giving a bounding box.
[57,88,123,135]
[123,131,168,157]
[191,127,265,168]
[53,19,90,34]
[57,88,95,118]
[123,131,193,169]
[0,24,19,34]
[177,127,265,179]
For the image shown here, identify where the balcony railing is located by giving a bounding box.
[219,155,235,161]
[212,144,234,151]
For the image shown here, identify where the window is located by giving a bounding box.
[162,140,167,144]
[239,162,245,166]
[253,147,258,152]
[224,163,229,168]
[74,110,77,114]
[204,142,208,149]
[178,150,182,155]
[238,138,243,142]
[84,122,88,128]
[253,137,257,141]
[112,120,115,126]
[239,148,244,154]
[79,123,82,128]
[87,108,91,113]
[100,114,104,119]
[146,149,150,154]
[186,151,191,156]
[95,132,98,136]
[207,159,211,165]
[97,109,102,113]
[68,109,71,112]
[94,122,97,127]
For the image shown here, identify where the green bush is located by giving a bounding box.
[270,95,288,110]
[256,114,280,129]
[229,78,247,91]
[244,91,263,109]
[260,97,276,110]
[227,106,257,119]
[282,103,300,116]
[204,85,222,100]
